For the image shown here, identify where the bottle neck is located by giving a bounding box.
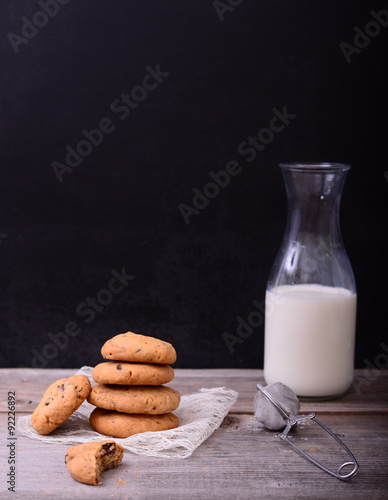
[268,163,355,292]
[283,168,347,247]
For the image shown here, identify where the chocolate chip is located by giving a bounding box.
[101,443,115,455]
[135,348,142,353]
[45,401,50,405]
[116,364,122,371]
[61,384,65,391]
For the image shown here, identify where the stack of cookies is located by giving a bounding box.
[88,332,180,438]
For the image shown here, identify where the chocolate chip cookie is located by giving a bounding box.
[101,332,177,364]
[65,440,124,485]
[92,361,174,385]
[88,384,181,414]
[31,375,91,435]
[90,408,179,438]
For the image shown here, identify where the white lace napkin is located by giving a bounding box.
[17,366,238,459]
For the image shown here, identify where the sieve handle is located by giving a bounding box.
[279,412,359,481]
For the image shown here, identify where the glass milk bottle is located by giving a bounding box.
[264,163,357,400]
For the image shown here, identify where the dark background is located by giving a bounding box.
[0,0,387,369]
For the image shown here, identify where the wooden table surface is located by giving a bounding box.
[1,368,387,499]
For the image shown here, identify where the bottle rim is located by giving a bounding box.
[279,162,351,172]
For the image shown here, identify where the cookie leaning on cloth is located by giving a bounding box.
[31,375,91,435]
[89,331,180,438]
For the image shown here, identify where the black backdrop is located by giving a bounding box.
[0,0,387,369]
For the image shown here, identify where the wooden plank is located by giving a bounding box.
[0,412,387,499]
[1,368,387,415]
[1,369,387,498]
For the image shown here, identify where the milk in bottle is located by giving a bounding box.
[264,284,357,398]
